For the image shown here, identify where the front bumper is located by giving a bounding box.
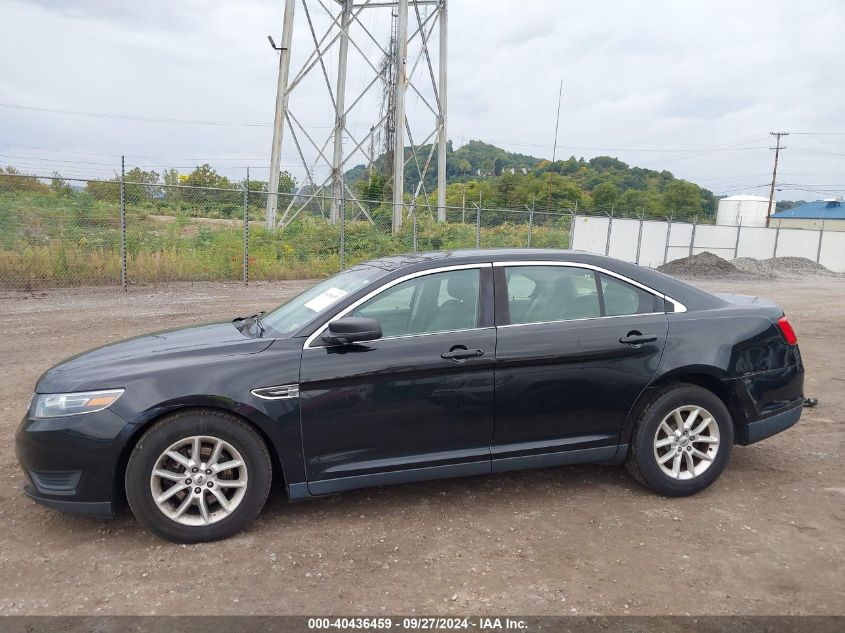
[15,407,132,517]
[22,486,114,517]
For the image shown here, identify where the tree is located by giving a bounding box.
[0,166,49,193]
[620,189,663,215]
[49,172,74,197]
[162,169,181,187]
[182,164,231,189]
[123,167,161,203]
[84,177,120,202]
[454,159,472,175]
[591,182,619,210]
[356,171,386,210]
[276,170,296,195]
[664,180,702,219]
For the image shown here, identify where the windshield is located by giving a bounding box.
[261,266,389,336]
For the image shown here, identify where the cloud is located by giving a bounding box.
[0,0,843,199]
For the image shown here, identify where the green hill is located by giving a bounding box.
[347,140,718,219]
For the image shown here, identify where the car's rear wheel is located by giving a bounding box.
[626,384,733,496]
[125,409,271,543]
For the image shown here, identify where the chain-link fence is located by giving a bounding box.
[0,172,581,289]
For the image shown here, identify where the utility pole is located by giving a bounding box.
[546,79,563,212]
[766,131,788,227]
[266,0,296,229]
[392,0,409,232]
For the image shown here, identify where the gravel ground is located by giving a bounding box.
[0,279,843,615]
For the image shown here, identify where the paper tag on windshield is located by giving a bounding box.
[304,287,349,312]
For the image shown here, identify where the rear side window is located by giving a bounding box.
[599,273,657,316]
[502,266,660,325]
[505,266,601,325]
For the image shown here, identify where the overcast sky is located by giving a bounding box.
[1,0,844,200]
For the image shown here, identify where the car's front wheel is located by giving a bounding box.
[125,409,272,543]
[626,384,733,496]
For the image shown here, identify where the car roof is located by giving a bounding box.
[353,249,600,271]
[351,249,722,311]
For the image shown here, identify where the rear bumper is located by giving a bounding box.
[740,404,803,446]
[728,355,804,445]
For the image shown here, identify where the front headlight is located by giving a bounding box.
[32,389,124,419]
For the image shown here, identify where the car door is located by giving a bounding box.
[491,262,669,471]
[299,264,496,494]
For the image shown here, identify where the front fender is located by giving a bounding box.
[110,339,307,500]
[117,393,304,492]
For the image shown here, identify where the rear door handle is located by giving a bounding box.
[441,347,484,361]
[619,332,658,345]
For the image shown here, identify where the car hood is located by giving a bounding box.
[36,322,273,393]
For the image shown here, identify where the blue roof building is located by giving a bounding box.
[771,199,845,231]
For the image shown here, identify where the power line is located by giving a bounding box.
[778,184,845,198]
[790,146,845,158]
[714,183,772,195]
[0,102,403,131]
[0,102,274,127]
[644,134,771,167]
[0,153,121,167]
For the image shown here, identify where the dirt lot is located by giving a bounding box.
[0,277,842,615]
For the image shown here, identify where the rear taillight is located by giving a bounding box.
[777,316,798,345]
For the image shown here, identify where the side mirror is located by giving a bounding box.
[322,317,383,345]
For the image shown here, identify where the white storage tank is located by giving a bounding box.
[716,195,771,227]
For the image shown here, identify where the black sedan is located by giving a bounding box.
[16,250,805,542]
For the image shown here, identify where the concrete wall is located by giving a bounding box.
[571,215,845,273]
[772,218,845,232]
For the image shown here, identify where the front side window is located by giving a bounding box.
[352,268,481,338]
[505,266,600,325]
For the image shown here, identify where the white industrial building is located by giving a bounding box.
[716,195,770,227]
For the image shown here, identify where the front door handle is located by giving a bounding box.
[441,347,484,361]
[619,331,658,346]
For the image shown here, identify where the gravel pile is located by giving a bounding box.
[765,256,835,276]
[734,256,836,279]
[731,257,778,279]
[657,252,739,277]
[659,252,838,279]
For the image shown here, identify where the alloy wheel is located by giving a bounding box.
[149,435,248,526]
[653,405,720,480]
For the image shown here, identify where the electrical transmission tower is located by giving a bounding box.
[265,0,448,232]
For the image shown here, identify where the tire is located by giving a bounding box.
[125,408,272,543]
[625,383,733,497]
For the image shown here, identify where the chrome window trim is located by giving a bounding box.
[370,325,495,343]
[499,312,665,329]
[495,260,687,314]
[303,263,492,350]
